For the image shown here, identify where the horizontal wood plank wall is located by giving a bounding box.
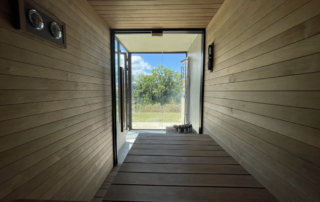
[203,0,320,202]
[0,0,112,201]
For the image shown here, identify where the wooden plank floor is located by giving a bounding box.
[103,128,278,201]
[92,164,120,202]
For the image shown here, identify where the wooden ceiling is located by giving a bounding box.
[87,0,225,29]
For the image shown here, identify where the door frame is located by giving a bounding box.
[128,52,187,130]
[110,35,129,165]
[119,51,129,131]
[110,29,206,166]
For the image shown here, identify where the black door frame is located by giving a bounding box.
[129,52,187,130]
[110,35,130,165]
[110,29,206,166]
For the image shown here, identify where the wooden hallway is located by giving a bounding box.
[103,128,278,201]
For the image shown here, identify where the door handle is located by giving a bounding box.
[120,67,124,132]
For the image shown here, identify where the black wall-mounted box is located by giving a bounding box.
[14,0,67,48]
[208,42,214,71]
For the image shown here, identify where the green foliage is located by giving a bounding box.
[133,65,181,105]
[134,103,181,113]
[132,112,181,122]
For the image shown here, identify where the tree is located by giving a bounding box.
[133,65,181,105]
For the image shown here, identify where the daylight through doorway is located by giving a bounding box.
[131,53,186,129]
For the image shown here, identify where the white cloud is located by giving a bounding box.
[131,56,152,77]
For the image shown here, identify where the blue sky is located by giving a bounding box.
[131,53,186,77]
[118,44,186,79]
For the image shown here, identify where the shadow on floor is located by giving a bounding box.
[91,130,165,202]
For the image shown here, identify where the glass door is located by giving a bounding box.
[120,52,129,131]
[130,53,186,129]
[115,31,203,131]
[114,38,129,155]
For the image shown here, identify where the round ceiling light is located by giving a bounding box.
[28,9,44,30]
[50,22,62,39]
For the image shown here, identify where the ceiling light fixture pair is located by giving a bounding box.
[28,9,62,39]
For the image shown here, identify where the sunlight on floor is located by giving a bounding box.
[117,130,165,163]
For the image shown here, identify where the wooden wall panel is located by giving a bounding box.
[204,0,320,202]
[0,0,112,201]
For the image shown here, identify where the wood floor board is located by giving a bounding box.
[134,139,219,146]
[105,131,277,201]
[136,136,214,141]
[100,182,111,189]
[128,149,229,157]
[131,144,223,151]
[113,172,263,188]
[124,156,238,165]
[165,127,199,135]
[119,163,249,174]
[104,185,277,202]
[139,132,208,137]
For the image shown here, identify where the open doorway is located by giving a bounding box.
[130,53,186,129]
[111,30,205,164]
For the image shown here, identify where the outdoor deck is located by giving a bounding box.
[103,128,278,201]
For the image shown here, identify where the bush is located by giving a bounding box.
[134,103,181,113]
[163,103,181,112]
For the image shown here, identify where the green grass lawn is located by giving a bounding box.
[132,112,181,122]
